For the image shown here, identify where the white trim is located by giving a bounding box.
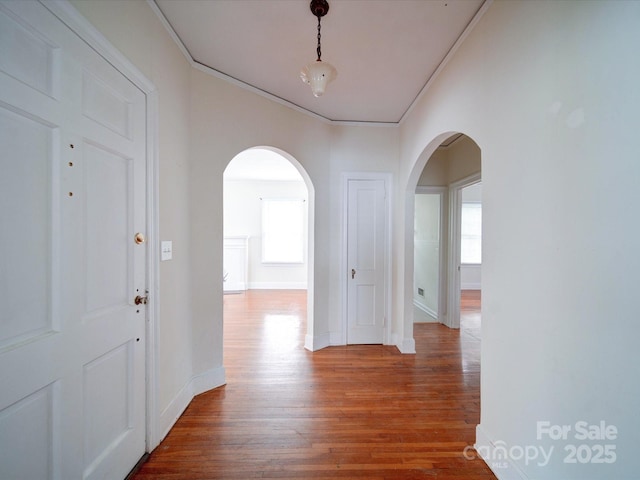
[447,173,481,329]
[305,332,330,352]
[198,61,394,127]
[461,263,482,289]
[44,0,155,93]
[398,337,416,355]
[191,366,226,397]
[146,0,491,127]
[329,330,343,346]
[158,29,398,128]
[340,172,393,346]
[157,379,192,444]
[145,0,192,64]
[157,367,226,445]
[399,0,493,124]
[413,300,438,322]
[192,62,335,125]
[475,424,529,480]
[415,186,447,194]
[145,90,161,449]
[146,0,339,126]
[41,0,162,452]
[247,282,307,290]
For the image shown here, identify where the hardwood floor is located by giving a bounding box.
[132,290,494,479]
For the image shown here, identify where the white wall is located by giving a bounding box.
[417,136,482,187]
[224,179,308,289]
[460,264,481,290]
[398,1,640,477]
[414,193,441,322]
[71,1,640,477]
[188,70,399,351]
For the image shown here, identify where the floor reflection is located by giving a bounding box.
[460,289,482,376]
[261,314,301,351]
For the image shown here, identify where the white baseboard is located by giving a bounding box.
[413,300,438,322]
[223,282,246,292]
[462,283,482,290]
[157,379,193,444]
[475,424,528,480]
[329,330,344,346]
[191,366,226,397]
[305,332,330,351]
[397,337,416,354]
[248,282,307,290]
[156,367,227,447]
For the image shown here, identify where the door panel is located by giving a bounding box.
[0,384,55,480]
[84,142,131,313]
[83,342,134,476]
[355,284,376,326]
[347,179,386,344]
[0,6,58,97]
[0,105,55,347]
[0,2,146,479]
[81,70,133,139]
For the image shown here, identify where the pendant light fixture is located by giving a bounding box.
[300,0,336,97]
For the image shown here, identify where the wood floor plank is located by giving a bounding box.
[132,290,495,479]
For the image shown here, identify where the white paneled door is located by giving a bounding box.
[0,1,147,479]
[346,179,387,344]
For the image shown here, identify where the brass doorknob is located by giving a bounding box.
[134,295,148,305]
[134,232,145,244]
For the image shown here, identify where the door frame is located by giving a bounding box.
[414,186,447,324]
[446,173,481,329]
[340,172,393,346]
[43,1,161,450]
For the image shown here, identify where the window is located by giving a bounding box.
[461,202,482,264]
[261,198,304,263]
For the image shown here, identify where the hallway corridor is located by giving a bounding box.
[132,290,494,479]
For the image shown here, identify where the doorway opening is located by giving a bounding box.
[222,147,314,359]
[406,131,484,450]
[409,133,481,333]
[459,181,482,341]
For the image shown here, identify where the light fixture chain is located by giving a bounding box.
[301,0,335,97]
[316,16,322,61]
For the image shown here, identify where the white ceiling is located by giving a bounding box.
[153,0,486,124]
[224,148,304,182]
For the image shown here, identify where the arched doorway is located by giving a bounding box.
[404,132,482,341]
[222,146,315,350]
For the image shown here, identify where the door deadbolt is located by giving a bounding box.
[134,232,145,244]
[351,268,356,279]
[134,295,148,305]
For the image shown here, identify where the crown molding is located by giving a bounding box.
[147,0,492,128]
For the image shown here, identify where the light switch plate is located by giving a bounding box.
[161,241,172,261]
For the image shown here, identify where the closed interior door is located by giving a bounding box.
[0,1,146,478]
[346,179,386,344]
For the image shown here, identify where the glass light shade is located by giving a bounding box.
[300,60,337,97]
